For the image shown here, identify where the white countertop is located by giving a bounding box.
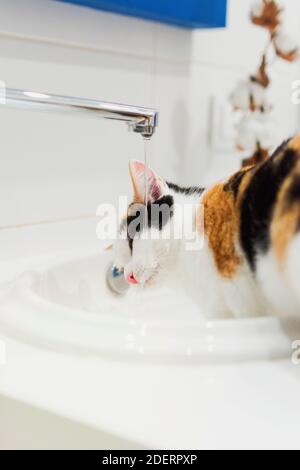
[0,331,300,449]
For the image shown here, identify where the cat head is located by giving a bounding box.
[113,160,180,287]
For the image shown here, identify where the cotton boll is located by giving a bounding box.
[235,114,276,152]
[250,0,264,18]
[250,0,282,31]
[230,79,270,112]
[229,80,251,111]
[250,81,270,111]
[274,29,297,53]
[274,29,299,62]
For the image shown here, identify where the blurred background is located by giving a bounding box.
[0,0,299,260]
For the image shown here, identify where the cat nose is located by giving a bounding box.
[126,273,139,285]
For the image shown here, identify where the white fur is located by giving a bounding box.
[174,190,269,319]
[285,234,300,304]
[256,234,300,318]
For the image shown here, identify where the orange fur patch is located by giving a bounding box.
[200,183,242,278]
[224,165,255,196]
[272,206,299,265]
[288,135,300,153]
[235,167,256,207]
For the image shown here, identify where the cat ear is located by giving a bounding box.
[129,160,167,204]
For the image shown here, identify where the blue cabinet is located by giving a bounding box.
[58,0,227,29]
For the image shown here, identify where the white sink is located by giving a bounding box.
[1,247,300,449]
[0,248,297,363]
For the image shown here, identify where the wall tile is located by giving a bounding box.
[0,0,155,58]
[0,218,100,264]
[0,45,152,226]
[153,23,193,63]
[149,61,192,182]
[0,40,153,104]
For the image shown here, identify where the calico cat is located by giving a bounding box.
[113,135,300,319]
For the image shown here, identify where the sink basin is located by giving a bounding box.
[0,249,296,363]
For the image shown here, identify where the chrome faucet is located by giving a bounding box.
[3,87,158,295]
[3,88,159,139]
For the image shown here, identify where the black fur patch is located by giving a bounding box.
[285,175,300,234]
[286,175,300,207]
[167,182,204,196]
[240,147,299,270]
[126,195,174,250]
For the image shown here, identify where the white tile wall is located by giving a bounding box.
[0,0,299,260]
[0,0,155,58]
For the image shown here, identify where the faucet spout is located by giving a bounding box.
[3,88,159,139]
